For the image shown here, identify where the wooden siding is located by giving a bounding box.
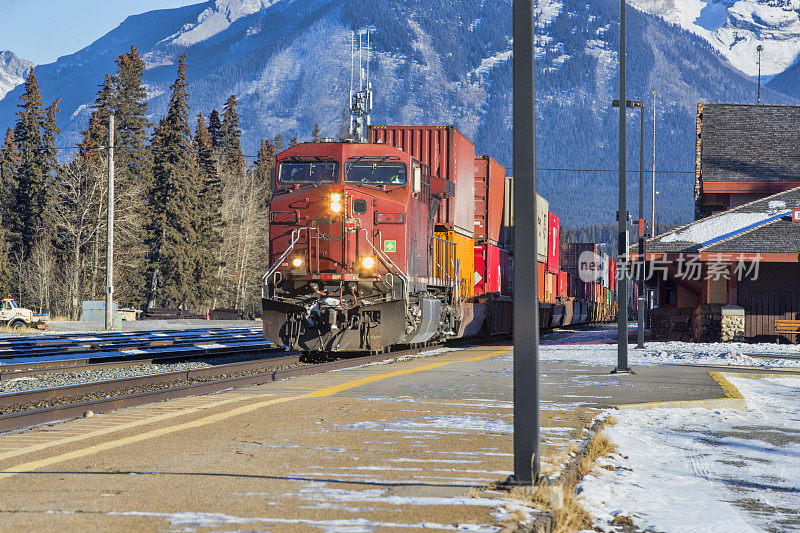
[737,263,800,343]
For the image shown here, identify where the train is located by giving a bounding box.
[260,125,618,354]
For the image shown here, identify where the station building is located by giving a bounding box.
[640,103,800,343]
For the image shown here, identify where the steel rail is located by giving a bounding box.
[0,346,284,381]
[0,346,446,434]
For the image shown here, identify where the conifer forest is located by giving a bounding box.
[0,47,290,319]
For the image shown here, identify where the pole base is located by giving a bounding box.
[498,474,550,488]
[611,367,636,375]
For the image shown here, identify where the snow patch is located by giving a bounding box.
[160,0,281,47]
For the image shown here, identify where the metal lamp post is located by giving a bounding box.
[612,99,646,349]
[512,0,540,485]
[757,45,764,104]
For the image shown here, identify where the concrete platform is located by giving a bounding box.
[0,342,742,531]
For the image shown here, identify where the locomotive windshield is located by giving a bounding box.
[345,159,407,185]
[278,161,339,184]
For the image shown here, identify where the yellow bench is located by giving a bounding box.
[775,320,800,343]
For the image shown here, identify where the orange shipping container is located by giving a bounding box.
[537,262,546,302]
[434,231,475,301]
[473,155,506,244]
[370,125,475,238]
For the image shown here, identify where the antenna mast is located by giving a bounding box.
[349,29,373,142]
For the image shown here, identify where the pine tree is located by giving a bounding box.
[146,55,204,309]
[194,113,222,304]
[208,109,222,148]
[113,46,151,187]
[41,99,61,174]
[0,129,18,292]
[255,139,275,189]
[0,213,9,296]
[273,134,285,152]
[12,68,50,255]
[220,95,244,175]
[0,128,19,220]
[311,123,321,142]
[78,75,114,163]
[111,46,152,307]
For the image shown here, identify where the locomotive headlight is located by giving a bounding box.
[360,256,376,270]
[291,257,304,268]
[330,201,343,214]
[330,192,342,203]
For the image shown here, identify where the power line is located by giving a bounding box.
[4,145,697,173]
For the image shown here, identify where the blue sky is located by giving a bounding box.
[0,0,203,64]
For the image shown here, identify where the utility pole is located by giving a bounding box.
[105,115,115,331]
[757,45,764,104]
[612,98,645,349]
[637,103,645,349]
[512,0,540,484]
[615,0,631,373]
[651,89,656,239]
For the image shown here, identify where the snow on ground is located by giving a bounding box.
[538,327,800,368]
[580,375,800,532]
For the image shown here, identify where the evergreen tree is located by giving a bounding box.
[12,68,50,254]
[311,123,321,142]
[111,46,152,307]
[0,128,19,220]
[208,109,222,148]
[113,46,151,186]
[194,113,223,303]
[78,75,114,163]
[273,134,285,152]
[146,55,204,309]
[220,95,244,175]
[0,213,9,296]
[42,99,61,174]
[255,139,275,188]
[289,136,298,147]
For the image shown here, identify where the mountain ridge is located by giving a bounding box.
[0,0,794,227]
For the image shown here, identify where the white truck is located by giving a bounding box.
[0,298,48,330]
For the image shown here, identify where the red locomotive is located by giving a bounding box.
[261,125,619,354]
[261,135,465,353]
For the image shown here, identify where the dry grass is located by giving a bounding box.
[505,424,619,533]
[0,324,39,334]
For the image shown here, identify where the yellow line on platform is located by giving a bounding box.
[708,371,744,399]
[0,348,509,481]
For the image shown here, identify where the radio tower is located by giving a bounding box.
[349,30,373,142]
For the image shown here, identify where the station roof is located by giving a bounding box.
[637,186,800,257]
[700,103,800,183]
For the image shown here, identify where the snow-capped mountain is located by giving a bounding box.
[628,0,800,77]
[0,0,792,226]
[0,51,34,101]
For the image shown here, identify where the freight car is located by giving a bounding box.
[260,125,617,354]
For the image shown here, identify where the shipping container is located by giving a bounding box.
[370,125,475,237]
[547,212,560,274]
[537,262,546,302]
[434,230,475,301]
[473,155,506,244]
[561,243,599,284]
[500,176,514,249]
[474,242,510,296]
[558,271,568,299]
[537,194,549,263]
[544,271,557,304]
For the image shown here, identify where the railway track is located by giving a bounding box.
[0,328,268,366]
[0,336,457,434]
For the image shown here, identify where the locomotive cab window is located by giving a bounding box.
[345,159,407,185]
[278,161,338,184]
